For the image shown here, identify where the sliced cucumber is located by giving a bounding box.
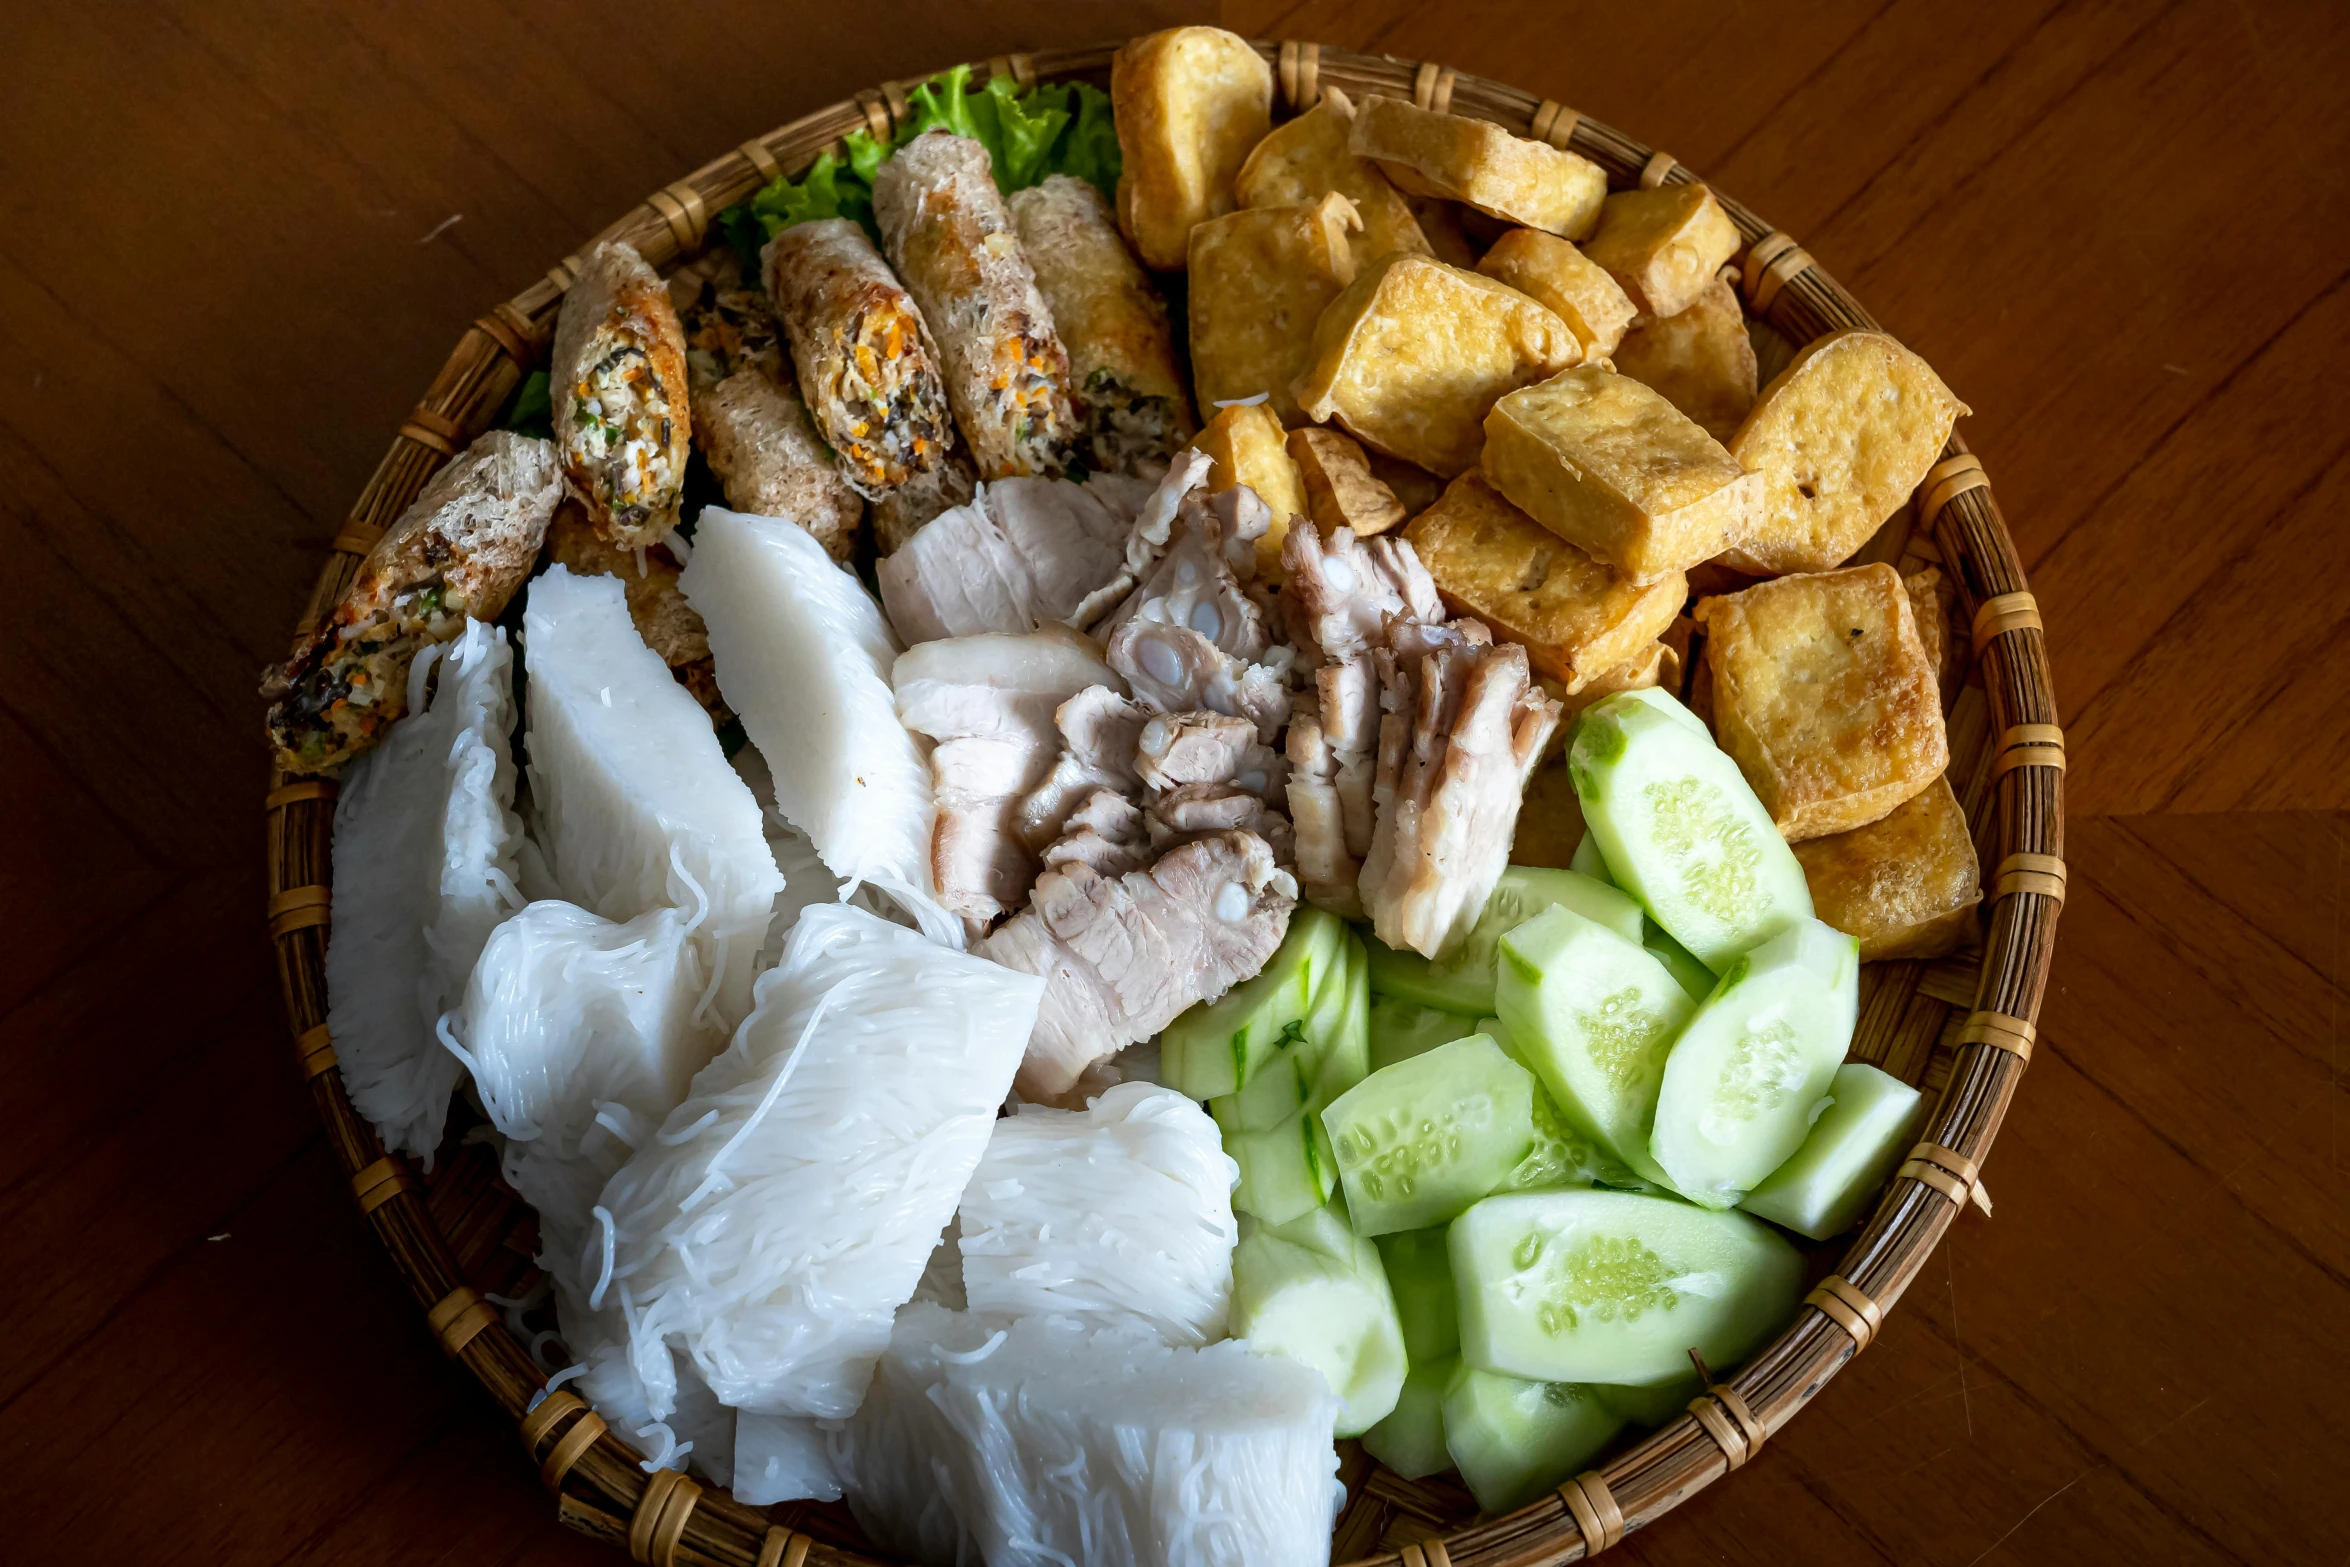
[1365,866,1644,1015]
[1442,1364,1623,1516]
[1165,907,1345,1099]
[1740,1062,1924,1239]
[1482,1016,1645,1193]
[1494,906,1693,1189]
[1641,918,1719,1003]
[1213,929,1367,1131]
[1450,1189,1803,1386]
[1569,690,1812,970]
[1649,918,1860,1208]
[1375,1228,1459,1361]
[1363,1355,1456,1480]
[1594,1371,1705,1428]
[1231,1203,1407,1437]
[1570,831,1614,886]
[1321,1034,1536,1236]
[1231,1103,1341,1224]
[1369,997,1480,1073]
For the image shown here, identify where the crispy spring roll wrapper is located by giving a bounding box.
[764,218,962,503]
[674,256,866,561]
[874,132,1080,481]
[262,432,561,772]
[1007,174,1195,475]
[552,241,692,548]
[870,454,979,555]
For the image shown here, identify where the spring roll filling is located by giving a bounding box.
[569,343,682,530]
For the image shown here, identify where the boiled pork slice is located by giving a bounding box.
[894,629,1123,929]
[982,830,1297,1100]
[877,473,1142,644]
[1358,624,1561,959]
[1096,480,1274,662]
[1281,520,1444,666]
[1106,620,1291,743]
[1039,789,1150,878]
[1015,684,1150,851]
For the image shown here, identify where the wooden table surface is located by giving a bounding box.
[5,1,2344,1562]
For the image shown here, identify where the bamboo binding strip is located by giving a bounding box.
[1805,1275,1886,1350]
[428,1286,499,1357]
[270,40,2064,1567]
[1399,1540,1453,1567]
[1560,1471,1626,1554]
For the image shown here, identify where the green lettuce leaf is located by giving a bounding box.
[503,370,553,440]
[988,75,1072,190]
[1054,82,1121,200]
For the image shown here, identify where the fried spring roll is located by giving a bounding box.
[1007,174,1195,475]
[261,432,561,772]
[764,218,962,507]
[674,254,865,561]
[874,132,1080,480]
[552,241,692,548]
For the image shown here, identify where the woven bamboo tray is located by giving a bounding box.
[263,38,2064,1567]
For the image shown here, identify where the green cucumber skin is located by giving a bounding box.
[1641,918,1719,1002]
[1569,693,1813,970]
[1321,1035,1537,1237]
[1441,1363,1624,1516]
[1232,1203,1407,1438]
[1165,908,1343,1098]
[1594,1370,1705,1428]
[1215,929,1370,1132]
[1369,998,1481,1073]
[1570,830,1614,886]
[1364,866,1639,1015]
[1740,1062,1925,1239]
[1231,1107,1339,1224]
[1493,906,1694,1191]
[1449,1189,1803,1386]
[1648,919,1860,1209]
[1375,1228,1460,1362]
[1362,1356,1456,1480]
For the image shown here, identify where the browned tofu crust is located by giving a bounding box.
[1406,471,1683,689]
[1697,562,1951,841]
[1188,193,1361,424]
[1111,27,1273,270]
[1612,275,1759,444]
[1289,425,1407,538]
[1793,774,1980,959]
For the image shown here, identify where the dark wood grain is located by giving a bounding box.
[1,1,2342,1562]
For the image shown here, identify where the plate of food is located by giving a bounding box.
[260,29,2063,1567]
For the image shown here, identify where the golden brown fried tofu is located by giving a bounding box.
[1580,184,1741,319]
[1402,191,1482,267]
[1475,228,1637,361]
[1509,756,1590,870]
[1111,27,1273,270]
[1294,253,1578,476]
[1349,96,1607,239]
[1723,330,1969,574]
[1794,774,1980,959]
[1481,365,1760,581]
[1696,563,1950,841]
[1903,566,1957,694]
[1612,275,1758,443]
[1406,470,1684,689]
[1191,401,1306,576]
[1289,425,1407,537]
[1366,448,1444,517]
[1189,192,1361,424]
[1234,87,1429,272]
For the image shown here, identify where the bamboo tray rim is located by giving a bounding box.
[263,36,2064,1567]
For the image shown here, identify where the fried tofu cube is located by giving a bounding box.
[1579,184,1742,319]
[1189,193,1361,423]
[1295,253,1578,476]
[1612,275,1758,443]
[1903,566,1958,694]
[1289,425,1407,537]
[1349,95,1608,239]
[1366,447,1443,518]
[1475,228,1637,361]
[1402,190,1482,267]
[1191,400,1306,576]
[1509,756,1590,869]
[1405,470,1684,689]
[1481,365,1760,580]
[1794,774,1981,959]
[1723,330,1969,574]
[1696,563,1951,841]
[1111,28,1274,270]
[1235,87,1429,273]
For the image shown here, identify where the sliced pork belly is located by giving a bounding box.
[1105,620,1291,743]
[1281,520,1444,665]
[982,830,1297,1100]
[894,629,1122,929]
[1015,684,1150,851]
[1358,626,1561,958]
